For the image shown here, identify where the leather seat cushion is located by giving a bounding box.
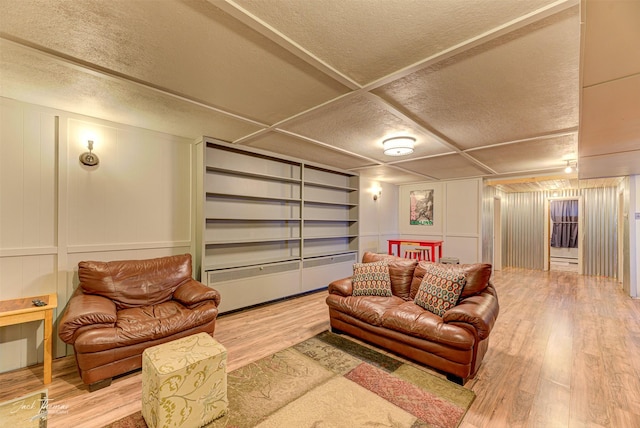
[72,300,219,353]
[326,295,406,327]
[381,301,474,349]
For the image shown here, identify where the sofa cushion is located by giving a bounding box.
[326,295,406,327]
[381,301,475,349]
[458,263,492,298]
[414,264,466,316]
[72,300,219,353]
[410,261,492,300]
[79,254,193,310]
[362,252,418,299]
[352,261,392,297]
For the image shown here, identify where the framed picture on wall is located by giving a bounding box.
[409,189,434,225]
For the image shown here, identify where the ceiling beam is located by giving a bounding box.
[213,0,362,90]
[486,174,577,187]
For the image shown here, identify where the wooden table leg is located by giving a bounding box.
[44,308,53,384]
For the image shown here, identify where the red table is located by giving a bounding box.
[387,239,443,262]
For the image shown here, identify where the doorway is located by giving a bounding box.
[547,198,581,273]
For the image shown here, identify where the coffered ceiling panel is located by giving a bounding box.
[581,0,640,87]
[580,74,640,157]
[0,40,264,141]
[373,6,580,149]
[469,133,577,174]
[232,0,560,85]
[578,0,640,180]
[1,0,349,124]
[242,131,376,170]
[394,154,490,180]
[280,93,451,162]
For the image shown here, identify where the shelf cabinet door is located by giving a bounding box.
[207,261,301,313]
[302,253,357,292]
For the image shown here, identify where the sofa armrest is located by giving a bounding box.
[328,277,353,297]
[58,293,117,344]
[443,285,499,341]
[173,279,221,308]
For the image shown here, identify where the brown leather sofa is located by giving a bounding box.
[58,254,221,390]
[326,252,499,384]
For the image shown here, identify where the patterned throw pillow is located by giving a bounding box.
[352,261,392,297]
[414,264,467,316]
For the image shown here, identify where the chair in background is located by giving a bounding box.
[414,246,432,261]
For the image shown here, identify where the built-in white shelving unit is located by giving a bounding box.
[200,138,358,313]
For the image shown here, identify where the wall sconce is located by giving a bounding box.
[79,140,99,166]
[383,137,415,156]
[373,190,382,201]
[564,160,577,174]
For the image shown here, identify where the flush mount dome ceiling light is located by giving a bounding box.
[383,137,415,156]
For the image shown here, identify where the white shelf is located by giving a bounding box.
[206,192,301,203]
[206,166,302,184]
[304,180,358,192]
[304,235,358,240]
[304,199,357,207]
[205,237,301,245]
[200,138,358,313]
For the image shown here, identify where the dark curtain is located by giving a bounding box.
[550,200,578,248]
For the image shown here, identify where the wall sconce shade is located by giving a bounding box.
[383,137,415,156]
[564,160,577,174]
[80,140,99,166]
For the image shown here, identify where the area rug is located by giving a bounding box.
[0,389,48,427]
[107,331,475,428]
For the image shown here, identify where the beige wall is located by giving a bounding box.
[0,98,194,373]
[398,179,483,264]
[358,177,399,257]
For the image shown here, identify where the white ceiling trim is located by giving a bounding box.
[367,93,497,174]
[272,128,383,165]
[213,0,361,90]
[366,92,460,151]
[231,90,358,144]
[352,163,439,182]
[462,128,579,152]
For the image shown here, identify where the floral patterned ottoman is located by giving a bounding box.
[142,333,228,428]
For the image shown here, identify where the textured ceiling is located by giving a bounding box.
[0,0,637,186]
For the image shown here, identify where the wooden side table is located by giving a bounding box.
[0,293,58,384]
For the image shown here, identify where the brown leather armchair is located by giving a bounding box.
[58,254,221,390]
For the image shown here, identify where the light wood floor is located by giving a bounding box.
[1,267,639,427]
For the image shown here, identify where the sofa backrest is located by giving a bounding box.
[79,254,193,310]
[362,252,418,300]
[410,261,492,300]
